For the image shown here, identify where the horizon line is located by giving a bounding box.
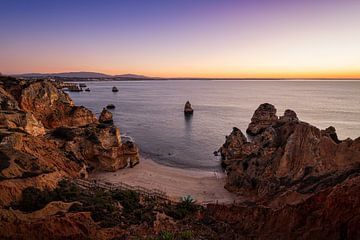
[3,71,360,80]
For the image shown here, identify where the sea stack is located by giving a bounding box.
[112,86,119,92]
[184,101,194,115]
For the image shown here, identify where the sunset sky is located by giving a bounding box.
[1,0,360,78]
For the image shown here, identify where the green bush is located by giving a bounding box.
[164,195,198,220]
[159,231,174,240]
[111,190,140,213]
[178,230,193,240]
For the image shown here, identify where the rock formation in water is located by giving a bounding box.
[0,76,140,207]
[106,104,116,109]
[112,86,119,92]
[184,101,194,115]
[99,108,113,124]
[220,103,360,202]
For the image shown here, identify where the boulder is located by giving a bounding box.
[112,86,119,92]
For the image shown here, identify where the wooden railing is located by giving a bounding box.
[74,178,176,203]
[73,178,230,206]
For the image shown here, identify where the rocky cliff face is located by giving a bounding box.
[220,103,360,202]
[214,103,360,238]
[0,76,140,206]
[204,176,360,239]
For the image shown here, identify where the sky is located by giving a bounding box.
[0,0,360,78]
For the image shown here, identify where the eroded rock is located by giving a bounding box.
[246,103,278,135]
[99,108,113,124]
[220,103,360,202]
[0,76,140,206]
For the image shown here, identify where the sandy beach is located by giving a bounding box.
[91,158,237,204]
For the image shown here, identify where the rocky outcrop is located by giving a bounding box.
[204,176,360,240]
[215,103,360,238]
[60,125,140,171]
[220,103,360,202]
[0,202,124,240]
[0,111,45,136]
[17,80,97,128]
[246,103,277,135]
[184,101,193,115]
[0,76,140,207]
[99,108,113,124]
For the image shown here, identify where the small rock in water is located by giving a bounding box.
[85,88,90,92]
[106,104,115,109]
[213,151,219,156]
[112,86,119,92]
[184,100,194,115]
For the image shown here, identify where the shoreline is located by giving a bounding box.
[90,157,237,204]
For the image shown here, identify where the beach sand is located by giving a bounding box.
[91,158,237,204]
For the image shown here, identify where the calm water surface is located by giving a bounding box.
[69,80,360,170]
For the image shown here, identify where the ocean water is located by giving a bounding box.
[69,80,360,170]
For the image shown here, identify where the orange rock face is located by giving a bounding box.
[0,76,140,207]
[204,176,360,240]
[216,103,360,238]
[18,80,98,128]
[220,103,360,201]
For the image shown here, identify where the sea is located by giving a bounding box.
[69,80,360,171]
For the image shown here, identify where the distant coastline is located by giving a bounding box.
[8,71,360,81]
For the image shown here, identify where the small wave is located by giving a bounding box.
[121,134,134,142]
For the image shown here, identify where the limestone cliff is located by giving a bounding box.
[0,76,140,207]
[220,103,360,203]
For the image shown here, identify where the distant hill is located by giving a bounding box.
[115,74,151,79]
[16,72,113,78]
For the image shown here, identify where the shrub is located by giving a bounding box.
[164,195,198,220]
[15,187,53,212]
[0,150,10,171]
[179,230,193,240]
[159,231,174,240]
[51,127,75,141]
[111,190,140,213]
[87,132,100,144]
